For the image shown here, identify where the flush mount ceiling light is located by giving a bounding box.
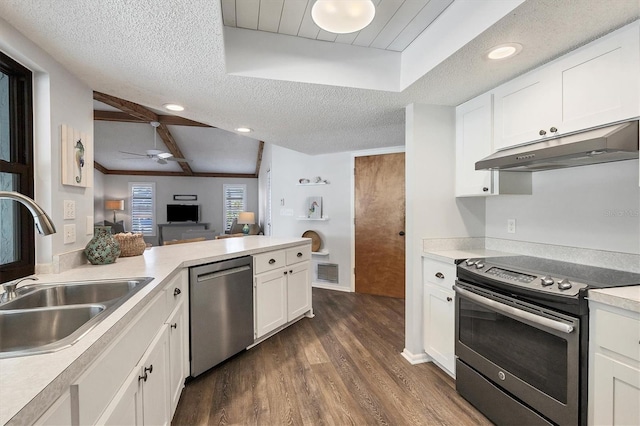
[486,42,523,60]
[311,0,376,34]
[163,103,184,111]
[235,127,253,133]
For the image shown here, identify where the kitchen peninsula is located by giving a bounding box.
[0,236,311,425]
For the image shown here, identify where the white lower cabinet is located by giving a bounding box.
[166,300,188,415]
[589,301,640,425]
[423,258,456,377]
[254,245,312,340]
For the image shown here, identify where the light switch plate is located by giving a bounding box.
[507,219,516,234]
[63,200,76,219]
[86,216,94,235]
[64,224,76,244]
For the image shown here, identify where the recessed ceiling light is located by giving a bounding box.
[486,43,523,60]
[236,127,253,133]
[163,103,184,112]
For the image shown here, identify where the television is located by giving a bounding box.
[167,204,199,223]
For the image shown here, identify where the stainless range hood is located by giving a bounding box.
[476,120,639,172]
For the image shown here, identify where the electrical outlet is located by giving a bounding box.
[507,219,516,234]
[63,200,76,219]
[64,224,76,244]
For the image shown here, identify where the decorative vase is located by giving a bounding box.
[85,226,121,265]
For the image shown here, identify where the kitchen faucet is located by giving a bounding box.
[0,190,56,235]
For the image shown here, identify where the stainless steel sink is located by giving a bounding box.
[0,277,153,358]
[0,305,105,354]
[0,279,149,310]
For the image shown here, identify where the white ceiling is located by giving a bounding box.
[221,0,454,52]
[0,0,638,172]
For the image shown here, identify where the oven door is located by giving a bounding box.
[454,281,580,426]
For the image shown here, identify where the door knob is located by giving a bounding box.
[399,231,405,236]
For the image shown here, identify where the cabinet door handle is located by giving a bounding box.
[290,270,293,274]
[297,252,303,257]
[144,365,153,374]
[435,272,445,279]
[399,231,405,236]
[550,126,558,133]
[447,297,453,302]
[482,187,489,192]
[138,372,148,382]
[539,129,547,136]
[269,259,276,264]
[284,271,288,275]
[171,323,177,329]
[174,288,181,296]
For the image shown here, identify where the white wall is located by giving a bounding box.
[404,103,486,357]
[1,17,94,270]
[486,159,640,254]
[102,174,258,246]
[265,144,353,291]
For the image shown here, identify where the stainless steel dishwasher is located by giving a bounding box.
[189,256,253,377]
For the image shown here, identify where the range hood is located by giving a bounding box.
[476,120,639,172]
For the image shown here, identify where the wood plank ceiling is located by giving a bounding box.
[221,0,455,51]
[93,92,264,178]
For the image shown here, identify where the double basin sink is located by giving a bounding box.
[0,277,153,358]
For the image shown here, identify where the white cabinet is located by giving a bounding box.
[254,245,312,339]
[589,302,640,425]
[455,93,531,197]
[423,258,456,377]
[70,270,189,426]
[493,21,639,150]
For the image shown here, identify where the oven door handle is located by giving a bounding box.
[454,285,575,334]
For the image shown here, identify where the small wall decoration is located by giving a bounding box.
[174,194,198,201]
[61,124,92,187]
[306,196,322,219]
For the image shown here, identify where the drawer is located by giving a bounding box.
[423,258,456,290]
[165,269,187,314]
[595,308,640,362]
[254,250,286,274]
[286,245,311,265]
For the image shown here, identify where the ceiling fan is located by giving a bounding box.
[120,121,189,164]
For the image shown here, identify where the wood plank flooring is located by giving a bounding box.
[172,289,491,425]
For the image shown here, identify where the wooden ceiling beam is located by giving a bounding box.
[254,141,264,177]
[93,91,158,122]
[94,161,108,174]
[155,123,193,175]
[93,110,214,127]
[97,168,256,179]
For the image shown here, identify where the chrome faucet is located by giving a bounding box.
[0,191,56,235]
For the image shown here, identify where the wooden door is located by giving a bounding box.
[355,153,405,298]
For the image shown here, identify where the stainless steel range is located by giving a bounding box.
[454,256,640,426]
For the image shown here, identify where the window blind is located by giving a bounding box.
[130,182,155,235]
[223,184,246,232]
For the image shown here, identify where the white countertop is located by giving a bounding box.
[0,236,310,425]
[589,286,640,314]
[422,249,517,263]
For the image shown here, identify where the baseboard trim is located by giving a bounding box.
[401,348,430,365]
[312,282,351,292]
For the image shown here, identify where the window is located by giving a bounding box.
[223,184,246,232]
[0,51,34,281]
[129,182,155,236]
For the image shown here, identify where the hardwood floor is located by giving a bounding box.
[172,289,491,425]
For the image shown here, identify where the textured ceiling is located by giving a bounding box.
[0,0,638,159]
[221,0,454,52]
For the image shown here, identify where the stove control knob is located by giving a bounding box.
[558,279,572,290]
[466,259,477,267]
[475,262,485,269]
[540,276,554,287]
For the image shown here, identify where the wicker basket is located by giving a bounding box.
[114,232,146,257]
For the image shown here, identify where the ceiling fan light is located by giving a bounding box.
[163,103,184,112]
[157,152,173,159]
[312,0,375,34]
[236,127,253,133]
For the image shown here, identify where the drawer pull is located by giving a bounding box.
[447,297,452,302]
[171,323,177,329]
[284,271,288,275]
[297,252,303,257]
[290,270,293,274]
[435,272,445,279]
[174,288,181,296]
[138,372,148,382]
[539,129,547,136]
[269,259,276,264]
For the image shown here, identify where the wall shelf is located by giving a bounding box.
[296,182,329,186]
[296,216,329,221]
[312,249,330,256]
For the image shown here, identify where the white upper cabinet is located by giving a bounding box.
[493,21,639,150]
[455,93,494,196]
